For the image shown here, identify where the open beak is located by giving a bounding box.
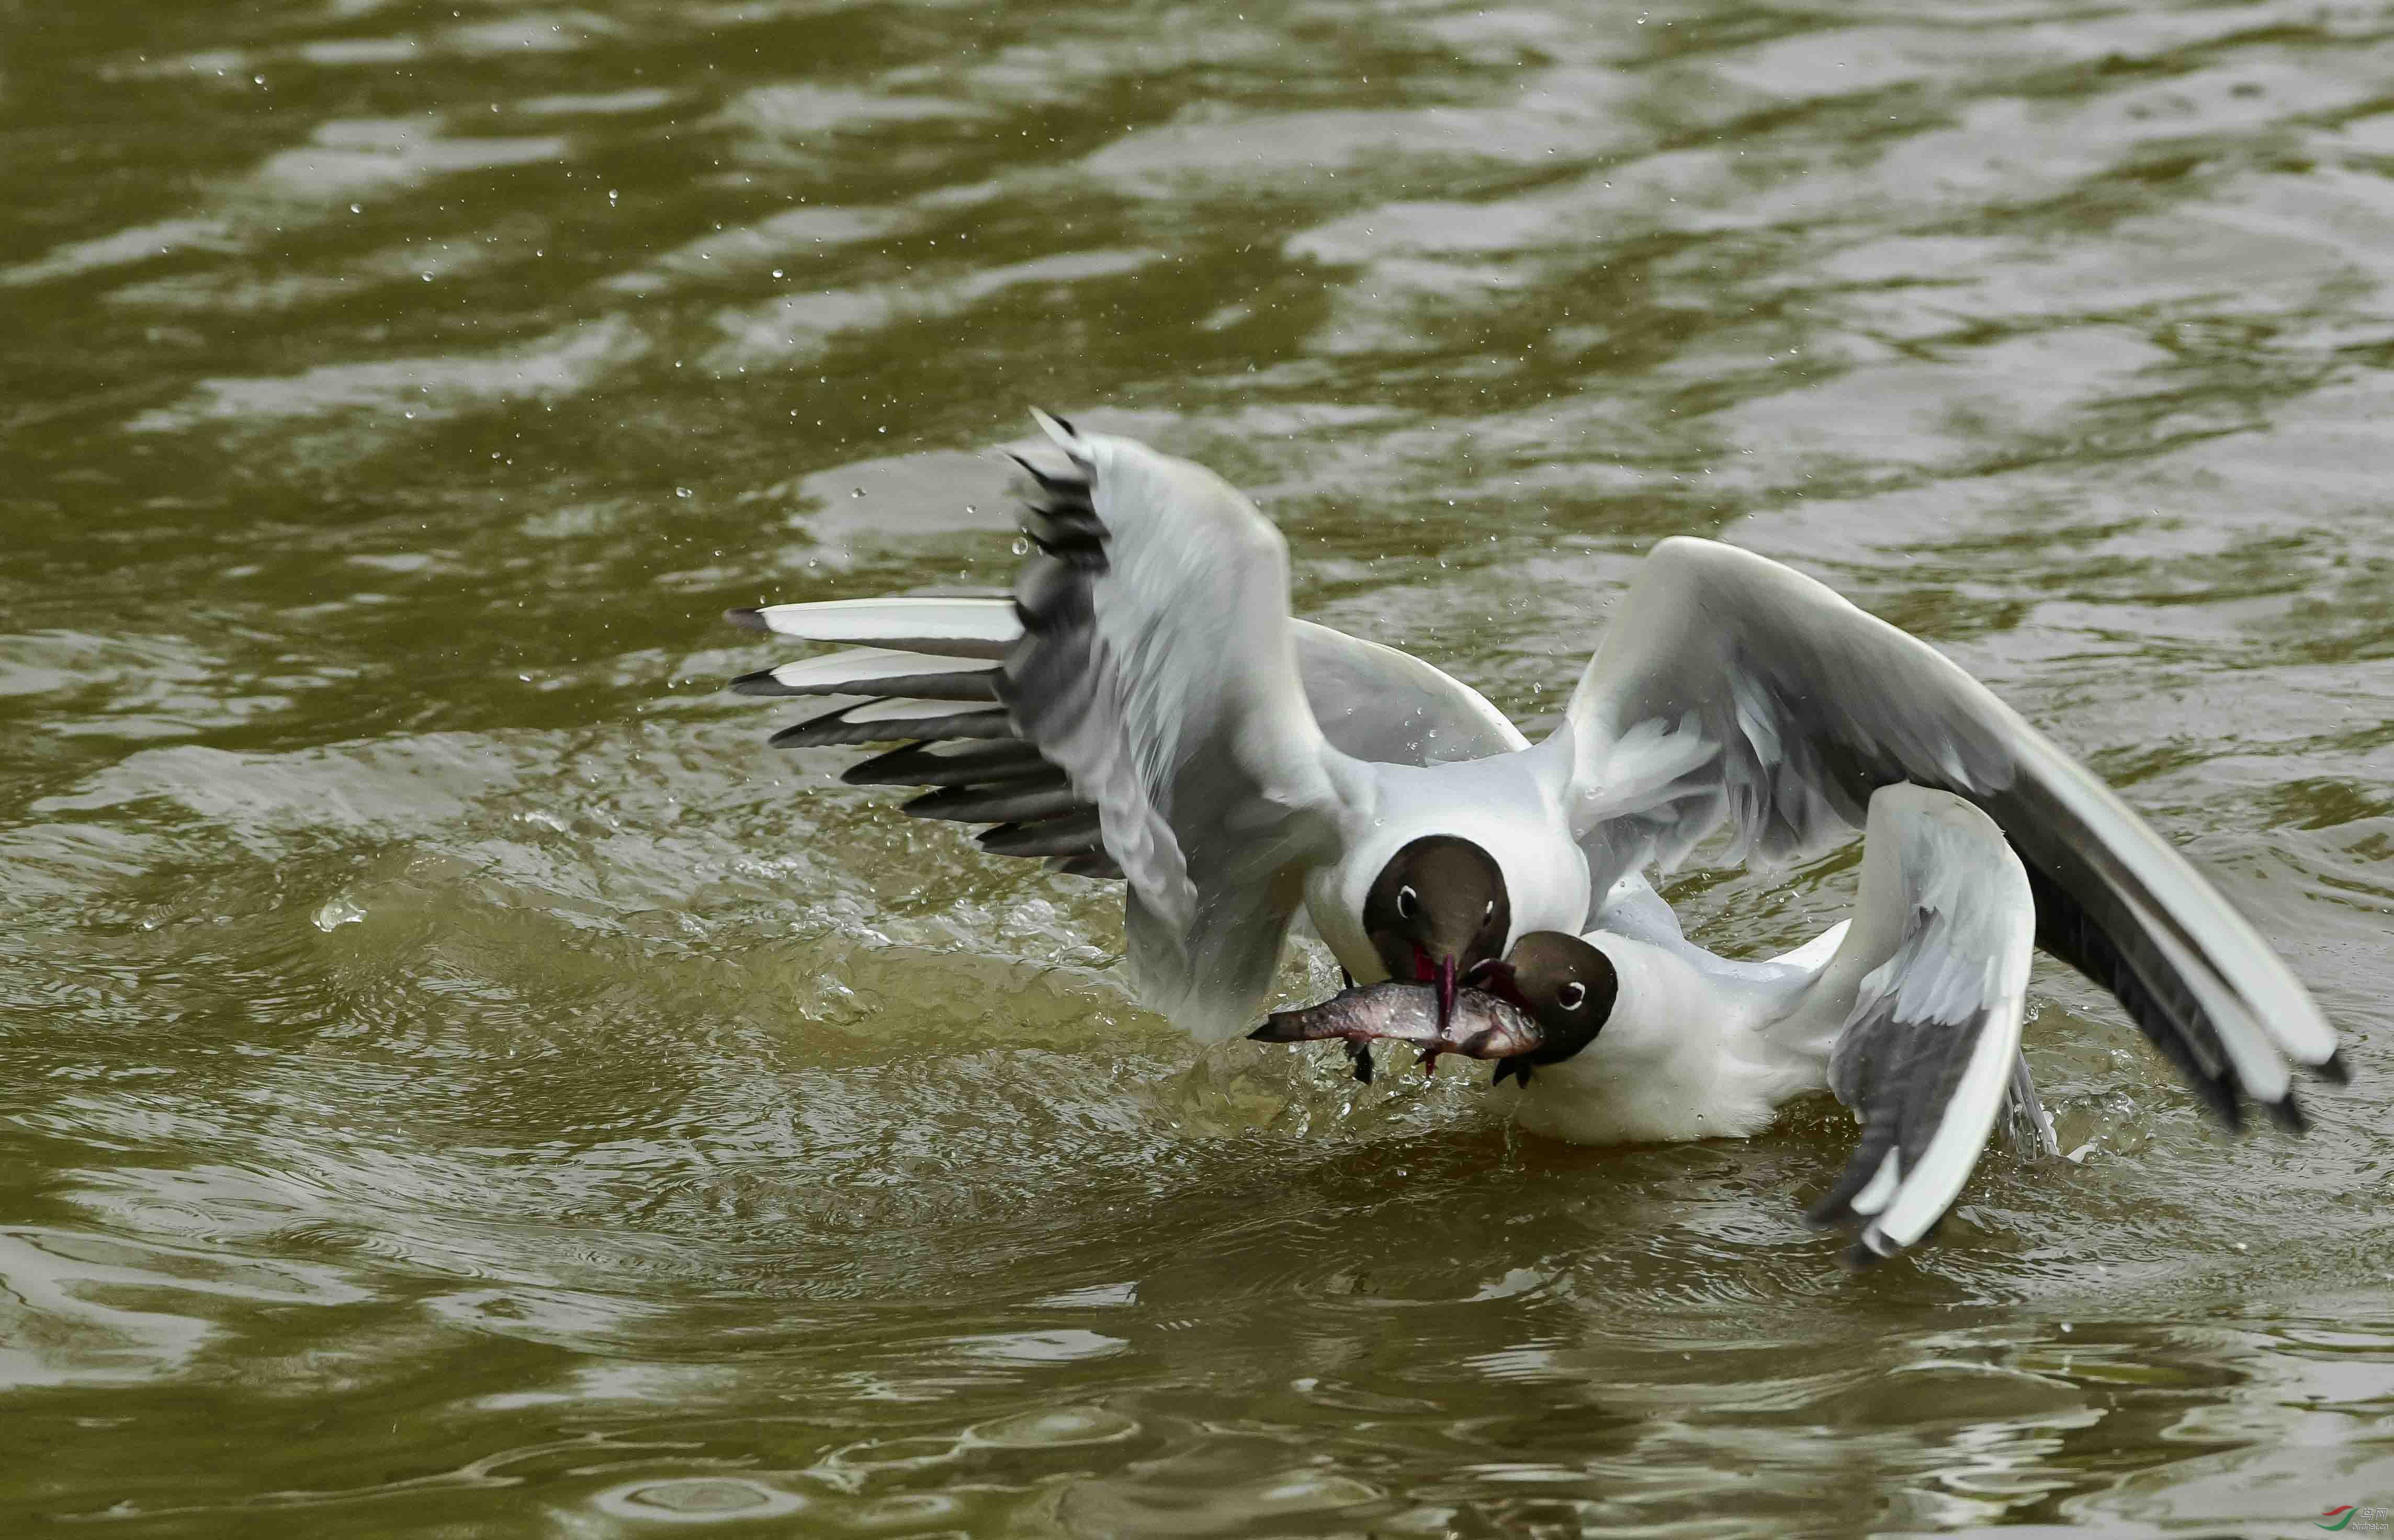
[1462,958,1524,1012]
[1460,959,1539,1085]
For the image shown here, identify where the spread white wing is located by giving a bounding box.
[1558,536,2342,1129]
[1776,786,2050,1263]
[727,415,1525,1038]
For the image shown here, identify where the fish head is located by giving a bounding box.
[1467,931,1617,1071]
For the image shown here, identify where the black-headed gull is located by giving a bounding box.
[1260,785,2076,1262]
[724,413,2343,1183]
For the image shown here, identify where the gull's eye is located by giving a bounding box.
[1397,886,1418,920]
[1558,981,1587,1012]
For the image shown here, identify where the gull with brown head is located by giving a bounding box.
[722,412,2345,1261]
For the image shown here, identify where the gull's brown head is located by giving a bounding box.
[1362,835,1511,1033]
[1465,931,1618,1086]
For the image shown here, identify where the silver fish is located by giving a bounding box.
[1250,981,1543,1080]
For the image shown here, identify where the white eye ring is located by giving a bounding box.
[1397,886,1418,919]
[1558,981,1587,1012]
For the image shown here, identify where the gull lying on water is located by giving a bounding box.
[722,412,2343,1260]
[1256,788,2063,1262]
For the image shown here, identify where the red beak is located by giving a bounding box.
[1405,945,1460,1033]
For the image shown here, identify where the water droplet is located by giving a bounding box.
[348,203,361,214]
[607,189,619,205]
[771,268,784,278]
[1011,536,1030,556]
[674,487,694,499]
[850,486,865,499]
[312,896,366,932]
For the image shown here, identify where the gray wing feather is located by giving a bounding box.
[1798,785,2037,1264]
[735,602,1520,764]
[726,598,1014,657]
[722,423,1533,1037]
[998,412,1347,1038]
[1288,624,1526,762]
[730,610,1519,839]
[732,648,999,701]
[1560,536,2340,1128]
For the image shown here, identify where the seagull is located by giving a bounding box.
[1257,785,2077,1262]
[723,412,2344,1192]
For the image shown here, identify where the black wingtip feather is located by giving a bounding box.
[725,607,769,632]
[729,668,786,696]
[976,812,1103,858]
[1004,450,1076,494]
[2266,1088,2309,1135]
[2019,860,2256,1129]
[2317,1049,2352,1086]
[2206,1073,2244,1133]
[767,714,853,749]
[842,739,1052,788]
[902,776,1079,824]
[1839,1214,1944,1270]
[770,704,1013,750]
[1808,1117,1896,1230]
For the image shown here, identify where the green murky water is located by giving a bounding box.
[5,1,2394,1533]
